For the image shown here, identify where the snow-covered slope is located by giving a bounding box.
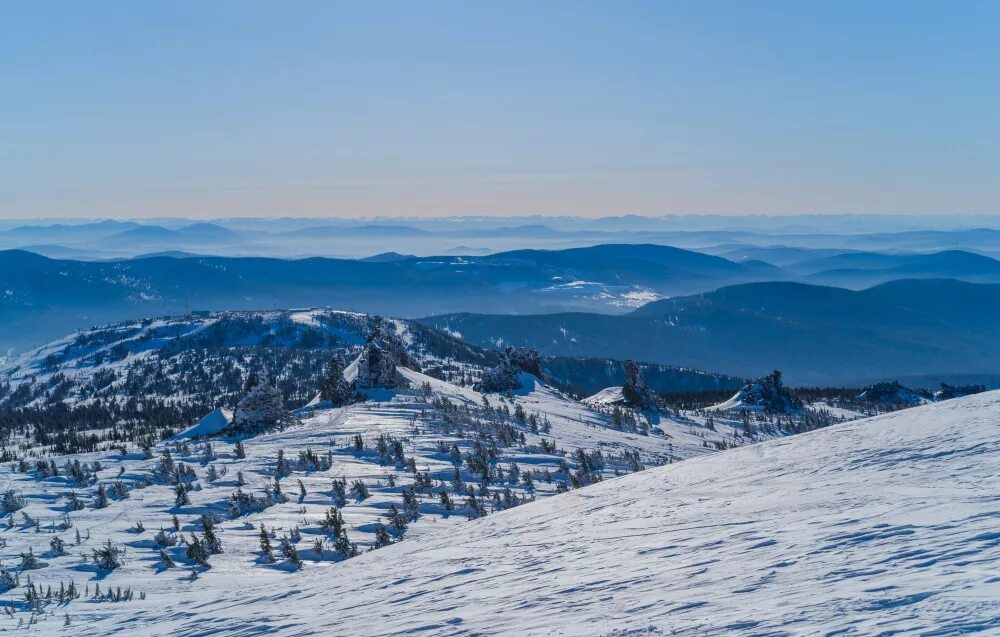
[0,362,709,631]
[582,385,626,406]
[173,407,232,439]
[46,390,1000,635]
[0,309,743,458]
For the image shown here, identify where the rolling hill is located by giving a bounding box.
[422,279,1000,385]
[790,250,1000,288]
[0,309,741,445]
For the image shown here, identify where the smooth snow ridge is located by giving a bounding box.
[74,390,1000,636]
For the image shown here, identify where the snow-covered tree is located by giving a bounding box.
[201,515,223,555]
[258,523,274,563]
[19,547,40,570]
[385,504,408,538]
[174,483,190,507]
[1,490,25,514]
[158,549,175,568]
[349,479,370,502]
[320,353,355,404]
[185,533,208,566]
[371,523,393,548]
[93,484,110,509]
[93,540,125,570]
[280,536,302,569]
[230,373,293,436]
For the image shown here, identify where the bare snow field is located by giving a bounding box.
[16,388,997,635]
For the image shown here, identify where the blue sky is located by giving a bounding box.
[2,1,999,218]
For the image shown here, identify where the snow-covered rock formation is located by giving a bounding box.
[474,346,542,393]
[583,359,657,411]
[620,359,656,409]
[174,407,232,439]
[857,380,930,406]
[933,382,986,401]
[710,369,801,413]
[355,319,413,390]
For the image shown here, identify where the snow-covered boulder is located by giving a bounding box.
[356,339,400,389]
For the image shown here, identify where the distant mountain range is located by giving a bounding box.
[3,243,1000,386]
[421,279,1000,386]
[0,244,784,352]
[5,218,1000,261]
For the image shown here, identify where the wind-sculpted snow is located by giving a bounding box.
[46,390,1000,635]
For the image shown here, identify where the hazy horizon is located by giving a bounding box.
[0,211,1000,227]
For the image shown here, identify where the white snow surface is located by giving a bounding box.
[707,382,772,412]
[0,365,690,633]
[583,385,626,406]
[57,389,1000,635]
[173,408,232,440]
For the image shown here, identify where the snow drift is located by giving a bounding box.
[172,407,231,439]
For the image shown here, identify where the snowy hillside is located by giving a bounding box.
[0,309,744,459]
[0,311,974,634]
[0,354,782,632]
[49,389,1000,636]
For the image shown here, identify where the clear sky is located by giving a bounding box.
[2,1,999,219]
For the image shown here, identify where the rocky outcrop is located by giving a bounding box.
[475,347,542,393]
[857,380,929,406]
[715,369,801,414]
[506,347,543,378]
[620,360,656,410]
[356,318,412,390]
[934,383,986,401]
